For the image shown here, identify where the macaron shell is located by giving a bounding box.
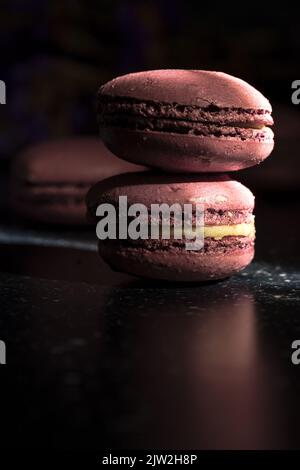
[99,242,254,282]
[14,199,87,225]
[12,137,144,184]
[100,127,274,173]
[99,70,272,111]
[86,172,254,215]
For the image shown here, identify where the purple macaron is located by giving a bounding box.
[97,69,274,173]
[11,137,144,225]
[86,172,255,282]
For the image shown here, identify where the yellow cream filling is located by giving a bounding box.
[171,220,255,240]
[204,222,255,239]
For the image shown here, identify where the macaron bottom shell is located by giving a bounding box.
[12,197,88,225]
[98,241,254,282]
[100,127,274,173]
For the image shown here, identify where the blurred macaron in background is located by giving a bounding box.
[10,137,145,225]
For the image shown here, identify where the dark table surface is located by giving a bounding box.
[0,192,300,450]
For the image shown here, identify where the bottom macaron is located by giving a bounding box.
[98,240,254,282]
[86,172,255,282]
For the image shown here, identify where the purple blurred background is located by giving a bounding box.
[0,0,299,191]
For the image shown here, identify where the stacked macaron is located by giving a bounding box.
[87,70,274,281]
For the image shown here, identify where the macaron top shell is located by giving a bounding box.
[87,172,254,214]
[99,69,272,112]
[12,137,145,185]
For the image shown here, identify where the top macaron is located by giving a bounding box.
[97,69,274,173]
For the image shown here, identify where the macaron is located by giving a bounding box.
[97,69,274,173]
[86,172,255,281]
[11,137,144,225]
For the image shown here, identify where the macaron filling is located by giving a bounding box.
[179,220,255,240]
[98,96,273,141]
[101,219,255,248]
[14,181,91,205]
[144,219,255,242]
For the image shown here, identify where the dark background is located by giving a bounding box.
[0,1,300,452]
[0,0,299,192]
